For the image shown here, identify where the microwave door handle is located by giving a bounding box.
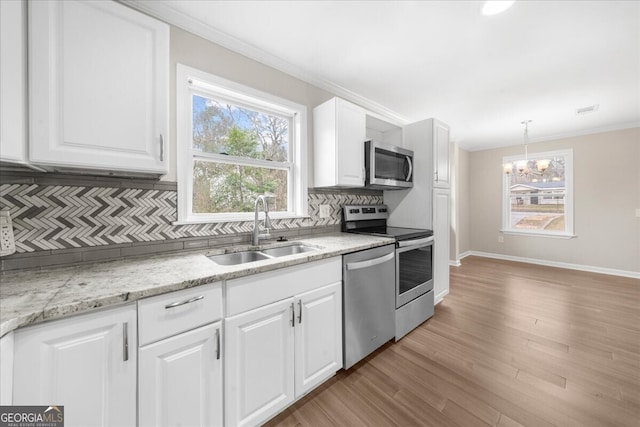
[406,156,413,182]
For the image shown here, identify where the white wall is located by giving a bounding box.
[452,144,470,260]
[463,127,640,275]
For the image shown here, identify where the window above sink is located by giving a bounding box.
[176,64,308,224]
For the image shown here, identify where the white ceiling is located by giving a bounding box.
[129,0,640,151]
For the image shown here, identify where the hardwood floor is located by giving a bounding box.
[265,256,640,427]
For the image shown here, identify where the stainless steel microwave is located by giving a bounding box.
[364,140,414,189]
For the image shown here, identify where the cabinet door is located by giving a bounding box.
[0,332,14,405]
[13,305,137,427]
[0,0,27,164]
[433,120,450,188]
[28,0,169,174]
[294,281,342,397]
[313,97,366,188]
[139,322,222,427]
[336,98,367,186]
[225,298,295,427]
[433,189,451,303]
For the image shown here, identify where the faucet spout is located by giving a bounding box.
[252,195,272,246]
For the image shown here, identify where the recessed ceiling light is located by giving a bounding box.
[482,1,516,16]
[575,104,600,115]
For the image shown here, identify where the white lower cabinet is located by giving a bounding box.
[225,299,295,427]
[8,260,344,427]
[434,188,451,303]
[295,283,343,395]
[13,304,137,427]
[138,283,223,427]
[225,258,343,427]
[0,332,14,405]
[139,322,223,427]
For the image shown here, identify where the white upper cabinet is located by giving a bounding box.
[28,0,169,175]
[0,0,27,165]
[313,97,367,187]
[433,119,451,188]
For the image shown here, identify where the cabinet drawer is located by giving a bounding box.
[138,283,221,346]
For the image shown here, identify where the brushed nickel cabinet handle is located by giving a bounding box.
[297,300,302,324]
[164,295,204,309]
[215,328,220,360]
[160,134,165,161]
[123,322,129,362]
[290,302,295,327]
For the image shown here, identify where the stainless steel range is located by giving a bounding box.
[343,204,434,340]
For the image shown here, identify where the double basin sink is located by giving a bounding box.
[207,242,319,266]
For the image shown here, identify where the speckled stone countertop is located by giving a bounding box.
[0,233,394,337]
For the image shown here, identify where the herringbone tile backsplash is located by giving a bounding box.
[0,179,382,254]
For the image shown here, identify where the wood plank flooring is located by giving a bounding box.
[265,256,640,427]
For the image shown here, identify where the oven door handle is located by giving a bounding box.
[345,252,395,271]
[397,236,434,248]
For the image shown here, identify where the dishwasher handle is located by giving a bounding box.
[345,251,395,271]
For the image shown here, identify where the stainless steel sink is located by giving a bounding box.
[207,251,271,266]
[207,243,321,266]
[260,243,318,258]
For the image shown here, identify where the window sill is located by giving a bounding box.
[500,229,577,239]
[173,213,310,226]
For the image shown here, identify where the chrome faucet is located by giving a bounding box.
[252,195,272,246]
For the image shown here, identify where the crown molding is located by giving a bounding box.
[119,0,410,127]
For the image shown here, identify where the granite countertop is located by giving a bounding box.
[0,233,394,337]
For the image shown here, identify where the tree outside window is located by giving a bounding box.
[176,65,307,224]
[191,95,291,214]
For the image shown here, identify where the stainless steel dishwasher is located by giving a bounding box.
[343,244,396,369]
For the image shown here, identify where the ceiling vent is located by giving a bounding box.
[575,104,599,115]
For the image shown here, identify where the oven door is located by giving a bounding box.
[396,237,434,308]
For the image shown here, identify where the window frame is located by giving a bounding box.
[501,148,575,238]
[176,64,308,224]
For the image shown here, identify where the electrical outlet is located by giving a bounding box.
[498,235,504,243]
[0,210,16,256]
[319,205,332,218]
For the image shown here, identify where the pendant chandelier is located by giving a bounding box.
[503,120,550,176]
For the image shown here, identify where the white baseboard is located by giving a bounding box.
[449,259,461,267]
[435,289,449,305]
[456,251,640,279]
